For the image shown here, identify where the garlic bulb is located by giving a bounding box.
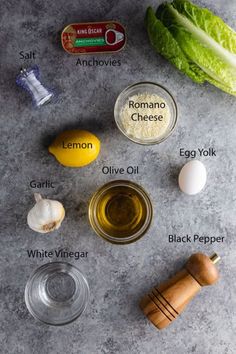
[27,193,65,233]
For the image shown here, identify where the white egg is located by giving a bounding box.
[178,160,207,195]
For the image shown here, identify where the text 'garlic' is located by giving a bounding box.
[27,193,65,233]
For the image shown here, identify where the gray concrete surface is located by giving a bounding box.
[1,0,236,353]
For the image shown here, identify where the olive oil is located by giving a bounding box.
[96,185,147,238]
[89,180,152,244]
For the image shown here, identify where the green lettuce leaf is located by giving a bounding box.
[171,0,236,54]
[146,1,236,96]
[145,6,205,83]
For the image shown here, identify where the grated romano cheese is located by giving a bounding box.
[120,93,170,141]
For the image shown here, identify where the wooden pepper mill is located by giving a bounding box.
[140,253,220,330]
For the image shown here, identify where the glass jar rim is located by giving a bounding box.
[114,81,178,145]
[24,262,90,326]
[88,180,153,244]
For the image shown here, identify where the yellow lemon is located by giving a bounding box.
[49,130,100,167]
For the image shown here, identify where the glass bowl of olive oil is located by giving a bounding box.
[89,180,153,244]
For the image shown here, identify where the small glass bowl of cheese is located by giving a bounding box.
[114,82,178,145]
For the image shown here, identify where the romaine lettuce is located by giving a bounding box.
[146,0,236,96]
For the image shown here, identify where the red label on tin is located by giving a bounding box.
[61,21,126,54]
